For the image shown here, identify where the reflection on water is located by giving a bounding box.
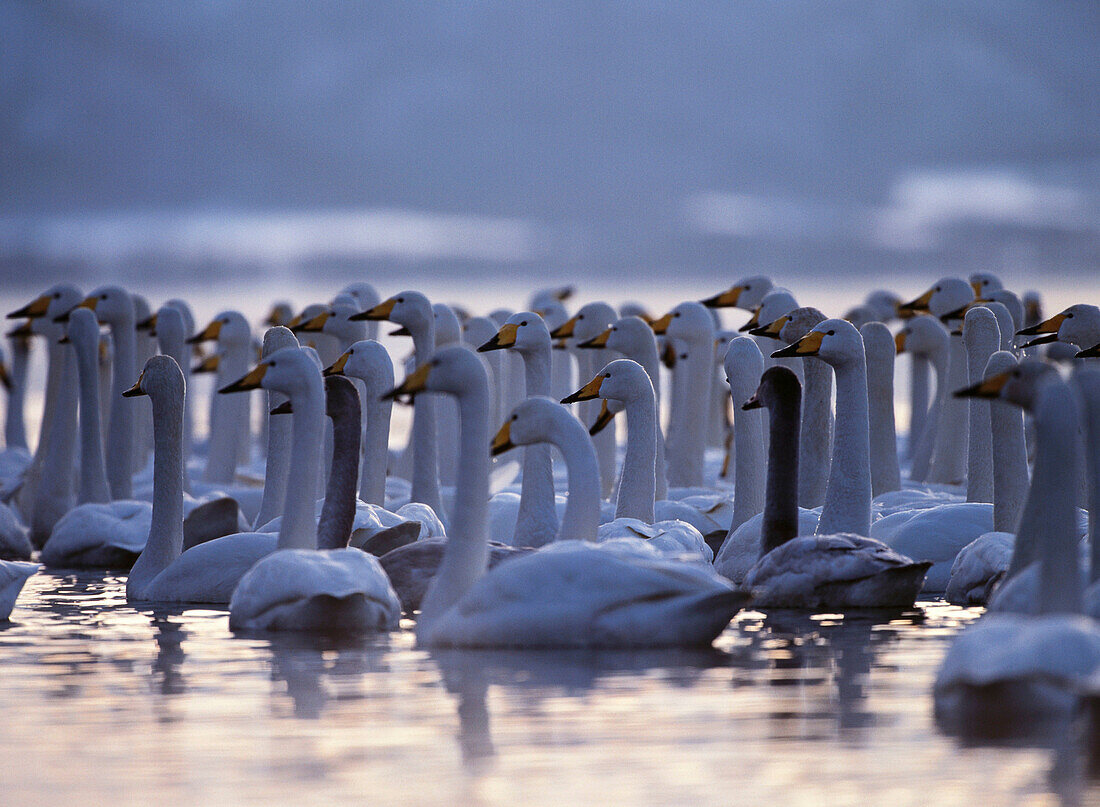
[0,571,1097,806]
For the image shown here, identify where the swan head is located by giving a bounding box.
[739,290,798,334]
[528,286,575,312]
[987,289,1024,331]
[478,311,550,355]
[865,290,902,322]
[383,344,488,401]
[124,354,185,401]
[772,318,863,367]
[961,305,1000,348]
[325,339,394,396]
[339,282,380,313]
[551,301,616,342]
[651,301,714,344]
[293,296,365,343]
[618,302,653,323]
[433,304,462,347]
[723,336,766,392]
[562,358,652,408]
[69,285,132,326]
[894,314,948,358]
[843,304,879,330]
[752,306,825,344]
[743,365,801,412]
[1017,304,1100,349]
[899,277,974,321]
[700,275,773,310]
[461,316,498,350]
[969,272,1003,299]
[264,301,295,327]
[219,346,320,398]
[150,305,187,351]
[9,283,82,323]
[350,291,432,337]
[954,359,1059,410]
[188,310,251,347]
[580,315,654,353]
[493,396,582,456]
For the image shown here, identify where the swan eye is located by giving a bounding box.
[578,314,584,320]
[269,361,276,367]
[674,312,681,318]
[511,414,517,421]
[53,292,60,298]
[520,321,527,326]
[397,297,404,303]
[1013,370,1021,378]
[605,373,611,378]
[1067,312,1074,318]
[934,286,941,292]
[827,330,835,336]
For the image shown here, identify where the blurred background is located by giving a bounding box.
[1,1,1097,309]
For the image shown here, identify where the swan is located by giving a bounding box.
[463,316,504,429]
[8,284,82,542]
[650,302,716,488]
[893,315,952,485]
[944,351,1031,605]
[228,375,401,633]
[962,306,1000,503]
[740,289,803,383]
[740,367,930,609]
[550,302,618,498]
[1017,304,1100,352]
[478,312,559,547]
[933,361,1100,731]
[700,275,774,314]
[899,278,975,484]
[560,358,715,559]
[0,560,39,621]
[142,303,196,482]
[578,315,668,499]
[386,346,746,648]
[860,322,902,496]
[188,311,254,486]
[351,291,444,516]
[2,328,29,451]
[750,306,834,505]
[528,295,575,403]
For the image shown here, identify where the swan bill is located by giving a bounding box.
[561,374,603,404]
[577,328,611,349]
[192,353,220,374]
[122,372,146,398]
[7,294,51,319]
[270,400,293,415]
[899,287,934,313]
[187,319,223,344]
[136,314,157,331]
[700,286,745,308]
[894,330,907,354]
[660,340,677,369]
[589,400,616,435]
[649,312,673,335]
[1016,312,1066,337]
[742,392,763,410]
[478,322,518,352]
[737,306,763,332]
[293,311,330,333]
[0,362,11,391]
[954,370,1011,399]
[1077,343,1100,358]
[383,361,432,400]
[324,351,351,376]
[490,420,515,456]
[748,314,788,340]
[219,362,268,394]
[350,297,397,322]
[552,337,570,351]
[6,320,33,338]
[1018,333,1059,349]
[549,315,578,339]
[772,330,824,358]
[389,326,412,337]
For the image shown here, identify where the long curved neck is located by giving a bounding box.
[34,345,78,536]
[34,339,66,462]
[909,347,947,483]
[203,342,250,484]
[579,349,617,498]
[965,332,997,502]
[317,404,360,550]
[991,393,1029,533]
[1030,384,1082,614]
[106,313,136,499]
[1074,371,1100,583]
[158,329,192,468]
[417,376,491,640]
[928,337,969,484]
[554,418,602,542]
[254,395,292,528]
[513,344,558,546]
[670,344,712,487]
[762,390,801,554]
[73,333,111,504]
[817,357,871,536]
[360,385,392,506]
[907,355,930,459]
[863,344,899,498]
[127,382,185,599]
[410,328,442,514]
[616,390,657,522]
[5,338,29,450]
[800,359,835,505]
[279,379,324,550]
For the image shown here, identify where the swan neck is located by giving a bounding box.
[360,390,392,506]
[278,379,324,550]
[616,392,656,522]
[73,330,111,504]
[106,314,136,499]
[317,402,360,550]
[556,418,602,542]
[762,390,801,554]
[816,358,871,536]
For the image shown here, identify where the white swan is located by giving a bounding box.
[386,346,745,648]
[1018,304,1100,352]
[860,322,902,496]
[228,374,400,633]
[0,560,39,621]
[740,367,930,609]
[933,362,1100,731]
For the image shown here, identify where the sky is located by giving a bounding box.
[1,1,1097,290]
